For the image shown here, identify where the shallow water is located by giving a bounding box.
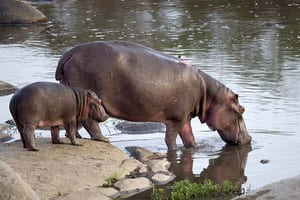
[0,0,300,196]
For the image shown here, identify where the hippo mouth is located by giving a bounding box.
[217,119,251,146]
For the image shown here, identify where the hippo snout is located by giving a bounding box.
[238,131,252,145]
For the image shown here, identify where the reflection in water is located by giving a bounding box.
[168,145,252,190]
[0,25,45,44]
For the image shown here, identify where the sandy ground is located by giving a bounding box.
[0,138,128,200]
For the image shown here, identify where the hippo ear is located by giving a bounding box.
[230,101,245,115]
[87,90,99,100]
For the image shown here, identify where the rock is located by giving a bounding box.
[233,175,300,200]
[116,121,165,134]
[260,159,270,164]
[147,159,170,173]
[0,81,17,96]
[114,177,152,198]
[0,123,13,142]
[97,187,119,199]
[126,146,167,162]
[138,165,149,174]
[151,171,175,185]
[0,138,128,199]
[0,0,48,24]
[0,160,39,200]
[113,158,144,179]
[54,188,111,200]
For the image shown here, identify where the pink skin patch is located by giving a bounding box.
[179,60,191,65]
[38,120,64,127]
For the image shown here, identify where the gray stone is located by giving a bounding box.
[113,158,144,179]
[233,175,300,200]
[116,121,165,134]
[0,81,17,96]
[260,159,270,164]
[138,165,149,174]
[0,160,39,200]
[126,146,167,162]
[147,159,170,173]
[114,177,152,198]
[151,171,175,185]
[0,124,12,142]
[97,187,119,199]
[0,0,48,24]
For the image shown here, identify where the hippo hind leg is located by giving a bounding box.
[22,123,39,151]
[82,118,109,143]
[51,126,64,144]
[165,122,182,151]
[15,122,26,148]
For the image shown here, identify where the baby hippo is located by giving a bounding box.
[9,82,109,151]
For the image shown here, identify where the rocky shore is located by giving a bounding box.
[0,137,175,200]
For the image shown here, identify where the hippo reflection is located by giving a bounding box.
[168,144,252,190]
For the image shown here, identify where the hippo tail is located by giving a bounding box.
[55,52,73,84]
[9,93,21,131]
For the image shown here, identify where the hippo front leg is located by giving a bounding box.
[65,121,82,146]
[82,118,109,143]
[179,120,197,148]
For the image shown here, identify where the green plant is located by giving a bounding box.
[151,185,168,200]
[222,180,239,195]
[103,172,123,187]
[150,179,241,200]
[170,180,201,200]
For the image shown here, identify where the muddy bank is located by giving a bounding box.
[0,138,128,199]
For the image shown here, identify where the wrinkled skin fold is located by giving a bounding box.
[55,40,251,150]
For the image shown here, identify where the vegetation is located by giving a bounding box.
[103,172,123,187]
[151,179,241,200]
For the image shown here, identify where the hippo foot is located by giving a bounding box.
[91,135,110,143]
[71,142,83,146]
[65,132,82,138]
[27,147,39,151]
[52,140,65,144]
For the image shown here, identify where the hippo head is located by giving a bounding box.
[202,90,251,145]
[87,91,109,122]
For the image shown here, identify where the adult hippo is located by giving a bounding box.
[55,41,251,150]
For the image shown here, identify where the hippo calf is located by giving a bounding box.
[9,82,108,151]
[55,40,251,150]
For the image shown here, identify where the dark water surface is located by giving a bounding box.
[0,0,300,196]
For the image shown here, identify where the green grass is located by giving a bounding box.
[151,179,241,200]
[102,172,123,187]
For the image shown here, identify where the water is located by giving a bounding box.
[0,0,299,196]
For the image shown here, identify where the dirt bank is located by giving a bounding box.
[0,138,128,200]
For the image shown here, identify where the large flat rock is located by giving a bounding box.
[0,138,128,199]
[0,81,17,96]
[0,0,48,24]
[233,175,300,200]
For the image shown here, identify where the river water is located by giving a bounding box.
[0,0,299,196]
